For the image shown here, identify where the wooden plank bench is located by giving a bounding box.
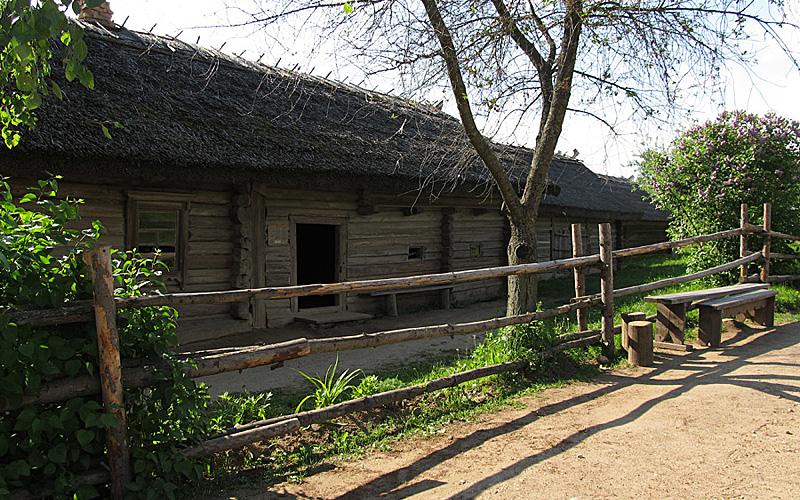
[367,285,455,317]
[644,283,770,345]
[696,289,777,347]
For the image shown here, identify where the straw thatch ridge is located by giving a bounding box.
[1,21,665,221]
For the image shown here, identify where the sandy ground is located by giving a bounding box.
[210,319,800,500]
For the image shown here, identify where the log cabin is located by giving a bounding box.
[0,21,667,343]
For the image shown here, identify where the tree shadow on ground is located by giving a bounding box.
[326,321,800,500]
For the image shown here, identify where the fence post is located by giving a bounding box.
[571,223,588,331]
[599,223,615,358]
[740,203,748,281]
[761,203,772,283]
[84,246,131,499]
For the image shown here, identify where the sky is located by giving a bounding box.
[101,0,800,178]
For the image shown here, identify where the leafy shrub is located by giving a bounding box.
[0,178,210,499]
[637,111,800,283]
[209,391,272,430]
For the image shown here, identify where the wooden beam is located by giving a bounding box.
[571,223,588,331]
[762,203,772,283]
[599,223,615,358]
[117,253,603,309]
[740,203,749,280]
[84,247,131,500]
[611,227,745,258]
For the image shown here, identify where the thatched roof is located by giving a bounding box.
[1,21,665,221]
[542,167,666,222]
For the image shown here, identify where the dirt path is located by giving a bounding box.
[213,320,800,500]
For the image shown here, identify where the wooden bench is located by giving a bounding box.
[695,289,777,347]
[644,283,770,345]
[368,285,455,317]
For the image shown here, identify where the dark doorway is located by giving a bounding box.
[296,223,338,309]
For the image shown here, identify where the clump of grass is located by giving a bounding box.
[295,355,363,412]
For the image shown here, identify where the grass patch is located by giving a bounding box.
[191,252,800,496]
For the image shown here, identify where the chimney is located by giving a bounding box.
[79,2,115,28]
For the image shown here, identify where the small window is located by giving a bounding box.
[469,244,482,257]
[408,246,424,260]
[127,192,191,287]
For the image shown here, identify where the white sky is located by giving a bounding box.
[104,0,800,178]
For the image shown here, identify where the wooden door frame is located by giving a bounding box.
[289,215,348,314]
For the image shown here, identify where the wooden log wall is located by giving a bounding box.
[451,209,507,304]
[258,186,519,324]
[21,179,249,344]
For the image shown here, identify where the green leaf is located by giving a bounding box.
[51,81,63,100]
[13,43,33,62]
[15,74,36,93]
[20,193,37,203]
[72,39,88,61]
[100,124,111,139]
[76,429,95,450]
[47,443,67,463]
[23,92,41,110]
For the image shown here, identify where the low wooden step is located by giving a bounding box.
[294,311,373,326]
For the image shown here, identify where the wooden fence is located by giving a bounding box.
[7,203,800,499]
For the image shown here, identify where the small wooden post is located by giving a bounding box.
[84,247,131,499]
[571,224,588,331]
[599,223,615,358]
[740,203,748,281]
[621,311,647,351]
[628,320,654,367]
[761,203,772,283]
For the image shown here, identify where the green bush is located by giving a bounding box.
[0,178,210,499]
[637,111,800,283]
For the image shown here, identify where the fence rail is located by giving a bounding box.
[6,203,800,499]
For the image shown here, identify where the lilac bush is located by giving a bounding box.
[637,111,800,283]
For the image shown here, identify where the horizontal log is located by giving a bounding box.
[768,230,800,242]
[654,341,693,352]
[768,253,800,260]
[182,418,301,459]
[0,339,311,412]
[767,274,800,283]
[7,302,94,327]
[307,299,600,354]
[204,359,530,444]
[612,228,745,258]
[10,469,110,500]
[540,335,602,358]
[742,222,765,234]
[739,274,763,284]
[117,254,603,309]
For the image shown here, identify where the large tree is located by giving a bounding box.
[242,0,797,315]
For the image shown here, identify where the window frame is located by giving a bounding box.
[126,191,192,288]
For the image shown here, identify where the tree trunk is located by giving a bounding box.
[507,208,539,315]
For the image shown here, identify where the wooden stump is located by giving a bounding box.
[628,320,654,367]
[621,312,647,351]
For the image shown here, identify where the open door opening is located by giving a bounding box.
[296,223,338,309]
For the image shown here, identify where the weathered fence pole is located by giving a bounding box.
[627,320,654,367]
[761,203,772,283]
[571,224,588,331]
[599,223,615,358]
[84,247,131,499]
[620,311,647,351]
[740,203,748,280]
